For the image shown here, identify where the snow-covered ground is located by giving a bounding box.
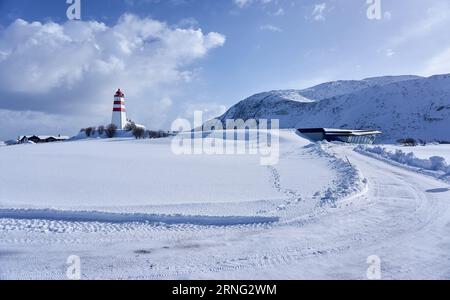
[0,131,339,215]
[1,131,450,279]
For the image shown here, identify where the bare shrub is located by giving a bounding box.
[106,124,117,138]
[124,121,137,132]
[98,125,105,136]
[84,127,95,137]
[133,126,146,139]
[147,130,170,139]
[397,138,418,147]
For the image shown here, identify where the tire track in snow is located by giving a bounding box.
[0,208,278,226]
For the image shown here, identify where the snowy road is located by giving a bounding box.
[192,148,450,279]
[1,138,450,279]
[306,147,450,279]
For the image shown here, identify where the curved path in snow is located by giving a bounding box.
[168,147,450,280]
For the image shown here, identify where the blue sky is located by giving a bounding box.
[1,0,450,139]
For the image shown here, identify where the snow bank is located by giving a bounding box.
[356,146,450,180]
[379,144,450,162]
[305,142,368,207]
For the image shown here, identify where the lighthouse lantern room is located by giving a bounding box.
[112,89,128,130]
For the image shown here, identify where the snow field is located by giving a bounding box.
[4,130,449,279]
[0,130,354,221]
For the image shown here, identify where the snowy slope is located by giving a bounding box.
[299,75,420,101]
[217,74,450,142]
[362,75,422,86]
[220,75,421,118]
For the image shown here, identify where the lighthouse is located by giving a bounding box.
[112,89,128,129]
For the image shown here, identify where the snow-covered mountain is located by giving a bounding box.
[299,75,421,102]
[216,74,450,142]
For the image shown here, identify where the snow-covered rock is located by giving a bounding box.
[216,74,450,143]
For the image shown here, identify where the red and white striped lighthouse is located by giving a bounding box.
[112,89,127,129]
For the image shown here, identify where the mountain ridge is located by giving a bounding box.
[215,74,450,142]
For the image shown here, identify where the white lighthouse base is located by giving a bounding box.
[112,112,128,130]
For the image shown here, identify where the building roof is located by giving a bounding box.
[115,89,125,97]
[20,135,69,140]
[298,128,382,136]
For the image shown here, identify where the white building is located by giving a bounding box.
[298,128,382,144]
[112,89,128,129]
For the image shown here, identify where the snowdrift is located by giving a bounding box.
[356,145,450,181]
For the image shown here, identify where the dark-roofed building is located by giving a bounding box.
[18,135,69,144]
[298,128,381,144]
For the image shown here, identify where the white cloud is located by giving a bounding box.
[233,0,273,9]
[423,47,450,76]
[232,0,284,18]
[312,3,327,21]
[176,17,199,29]
[0,109,91,139]
[0,14,225,138]
[385,49,395,58]
[384,11,392,20]
[260,24,282,32]
[273,8,284,16]
[380,1,450,77]
[388,1,450,47]
[234,0,252,8]
[181,103,227,122]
